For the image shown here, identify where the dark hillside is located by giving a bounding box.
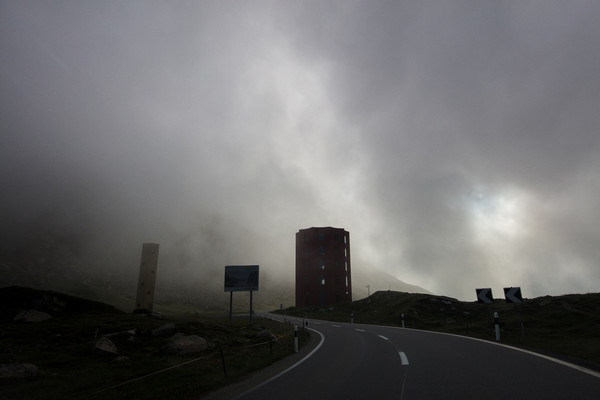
[0,286,309,399]
[280,290,600,369]
[0,286,117,321]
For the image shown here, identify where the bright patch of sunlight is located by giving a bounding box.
[468,186,530,242]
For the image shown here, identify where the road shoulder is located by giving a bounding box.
[200,327,322,399]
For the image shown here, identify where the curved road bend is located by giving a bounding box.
[237,315,600,400]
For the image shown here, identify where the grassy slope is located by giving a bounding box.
[0,287,309,400]
[278,290,600,370]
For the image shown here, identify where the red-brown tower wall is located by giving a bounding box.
[295,227,352,307]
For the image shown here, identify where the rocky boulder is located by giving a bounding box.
[162,334,208,355]
[0,363,38,380]
[93,337,119,356]
[13,310,52,323]
[151,323,176,337]
[103,328,136,338]
[256,329,276,341]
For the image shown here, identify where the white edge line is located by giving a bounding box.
[418,329,600,379]
[399,351,409,366]
[359,323,600,380]
[261,314,600,380]
[233,328,325,399]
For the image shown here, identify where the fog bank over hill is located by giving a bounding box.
[352,266,430,300]
[0,253,428,312]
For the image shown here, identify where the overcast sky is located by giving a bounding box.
[2,1,600,300]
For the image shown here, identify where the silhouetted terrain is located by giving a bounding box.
[0,286,309,399]
[280,290,600,370]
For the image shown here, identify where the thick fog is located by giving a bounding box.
[2,1,600,301]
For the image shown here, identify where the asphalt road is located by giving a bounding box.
[236,314,600,400]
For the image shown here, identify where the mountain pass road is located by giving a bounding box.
[236,314,600,399]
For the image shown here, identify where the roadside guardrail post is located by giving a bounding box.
[494,312,500,341]
[220,347,227,377]
[294,325,298,353]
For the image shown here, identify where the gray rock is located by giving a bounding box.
[0,363,38,380]
[256,330,276,341]
[149,312,165,319]
[104,329,136,338]
[152,323,176,337]
[162,335,208,355]
[13,310,52,323]
[93,337,119,355]
[40,294,67,312]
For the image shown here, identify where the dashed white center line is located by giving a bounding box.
[399,352,409,366]
[332,324,341,328]
[354,329,365,332]
[378,335,389,341]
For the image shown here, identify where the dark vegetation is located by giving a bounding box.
[0,286,309,400]
[4,286,599,400]
[279,290,600,371]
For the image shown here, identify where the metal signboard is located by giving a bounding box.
[224,265,259,292]
[476,288,494,304]
[504,287,523,303]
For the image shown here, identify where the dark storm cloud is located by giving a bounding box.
[2,1,600,300]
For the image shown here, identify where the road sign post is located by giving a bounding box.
[476,289,495,337]
[294,325,298,353]
[249,290,253,326]
[224,265,259,325]
[229,291,233,325]
[504,287,524,337]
